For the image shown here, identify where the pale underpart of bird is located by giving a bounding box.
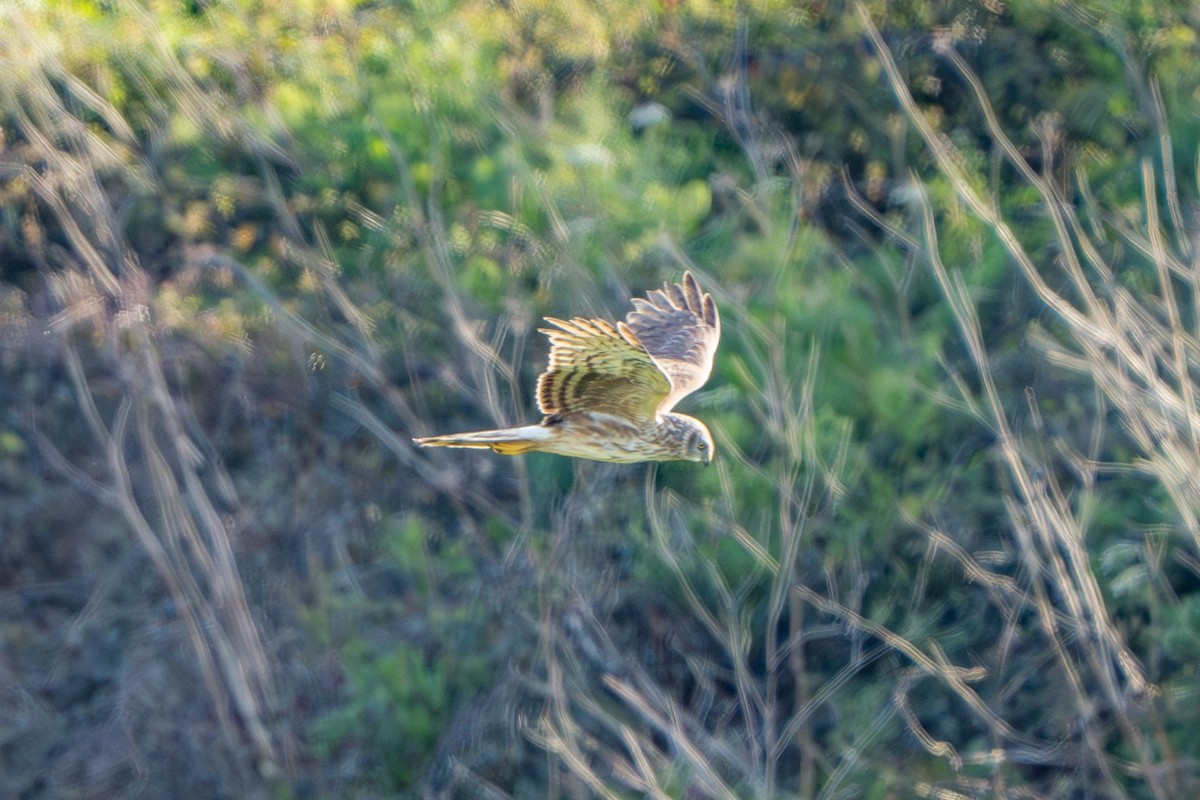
[414,271,720,464]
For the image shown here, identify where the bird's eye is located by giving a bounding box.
[697,442,707,450]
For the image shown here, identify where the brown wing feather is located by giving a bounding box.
[623,271,720,414]
[536,317,670,422]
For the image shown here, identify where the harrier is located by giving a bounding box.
[414,272,720,464]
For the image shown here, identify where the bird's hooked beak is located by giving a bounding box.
[704,445,714,466]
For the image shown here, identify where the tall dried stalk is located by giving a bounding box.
[533,8,1196,797]
[2,22,280,786]
[525,246,866,797]
[858,7,1200,553]
[857,4,1188,797]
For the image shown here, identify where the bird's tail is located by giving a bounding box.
[413,425,551,455]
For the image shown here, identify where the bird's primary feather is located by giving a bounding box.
[623,270,720,415]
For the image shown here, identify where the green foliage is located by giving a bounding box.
[1163,595,1200,663]
[310,639,451,789]
[307,512,497,791]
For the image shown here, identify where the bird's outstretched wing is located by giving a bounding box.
[623,271,720,414]
[535,272,719,423]
[536,317,670,423]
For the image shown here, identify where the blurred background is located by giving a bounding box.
[1,1,1199,797]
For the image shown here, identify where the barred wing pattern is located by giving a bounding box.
[536,317,670,423]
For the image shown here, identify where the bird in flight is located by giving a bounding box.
[414,271,720,464]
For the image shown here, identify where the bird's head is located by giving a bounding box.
[683,417,715,465]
